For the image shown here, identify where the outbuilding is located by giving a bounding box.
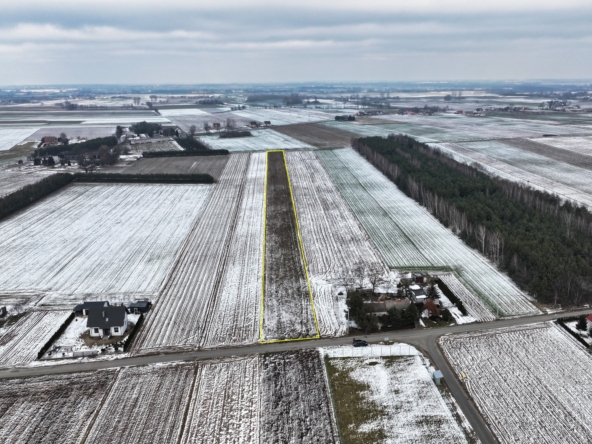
[87,306,128,339]
[128,300,152,314]
[433,370,444,385]
[73,301,109,317]
[586,314,592,331]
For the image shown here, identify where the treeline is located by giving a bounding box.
[142,149,229,158]
[74,173,214,184]
[346,292,418,333]
[35,136,118,157]
[0,174,74,221]
[176,138,213,151]
[131,121,162,137]
[353,134,592,306]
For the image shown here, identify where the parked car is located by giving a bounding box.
[352,338,368,347]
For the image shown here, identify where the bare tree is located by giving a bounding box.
[203,122,211,132]
[189,125,197,138]
[225,118,236,131]
[476,225,487,254]
[367,264,384,292]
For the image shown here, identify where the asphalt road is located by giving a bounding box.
[1,308,590,444]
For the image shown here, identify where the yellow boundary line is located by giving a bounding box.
[260,150,321,344]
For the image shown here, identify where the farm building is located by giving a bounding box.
[586,314,592,330]
[212,123,221,130]
[128,300,152,314]
[88,306,128,338]
[73,301,109,317]
[41,136,58,145]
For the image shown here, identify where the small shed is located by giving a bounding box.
[586,314,592,331]
[88,306,128,339]
[73,301,109,316]
[264,121,271,126]
[433,370,444,385]
[128,300,152,314]
[213,123,221,130]
[408,285,427,305]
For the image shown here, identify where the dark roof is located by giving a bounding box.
[587,314,592,323]
[88,306,127,329]
[129,301,151,309]
[73,301,109,312]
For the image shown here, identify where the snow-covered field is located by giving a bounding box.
[181,356,260,443]
[134,153,263,352]
[0,370,115,443]
[434,140,592,208]
[318,148,537,318]
[0,183,212,306]
[85,363,195,444]
[0,127,40,150]
[260,350,339,443]
[0,310,70,367]
[286,151,386,336]
[198,129,315,152]
[437,274,496,322]
[326,348,472,444]
[25,126,114,142]
[531,135,592,157]
[0,163,58,197]
[233,107,333,125]
[441,322,592,444]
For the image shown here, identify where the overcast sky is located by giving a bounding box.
[1,0,592,85]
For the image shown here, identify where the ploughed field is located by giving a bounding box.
[262,151,317,341]
[441,323,592,444]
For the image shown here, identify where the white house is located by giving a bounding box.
[87,306,128,339]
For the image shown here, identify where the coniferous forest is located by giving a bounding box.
[353,135,592,307]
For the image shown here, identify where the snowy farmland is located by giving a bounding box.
[441,323,592,444]
[180,356,260,443]
[0,127,40,151]
[318,148,534,318]
[325,346,472,444]
[198,129,315,152]
[0,183,212,306]
[260,350,339,443]
[0,370,115,443]
[134,153,264,352]
[0,310,70,367]
[84,363,196,444]
[232,107,333,125]
[531,135,592,157]
[286,150,386,336]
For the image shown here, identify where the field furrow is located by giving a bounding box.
[133,154,251,351]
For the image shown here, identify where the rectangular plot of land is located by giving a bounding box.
[263,151,317,341]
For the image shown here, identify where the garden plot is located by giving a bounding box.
[318,148,537,318]
[0,127,40,150]
[286,151,386,336]
[260,350,339,443]
[119,155,229,180]
[199,129,315,152]
[0,183,211,306]
[0,370,115,444]
[84,363,195,444]
[232,107,332,125]
[432,141,592,209]
[133,153,262,352]
[0,310,70,367]
[181,356,260,443]
[441,323,592,444]
[263,151,317,341]
[325,352,471,444]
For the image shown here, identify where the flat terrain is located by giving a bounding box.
[318,148,535,318]
[199,129,316,152]
[0,183,212,306]
[263,151,317,341]
[441,322,592,444]
[326,353,472,444]
[273,122,357,148]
